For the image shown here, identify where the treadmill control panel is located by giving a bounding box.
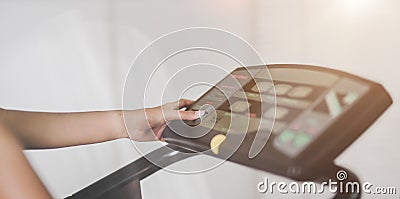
[185,66,369,157]
[163,64,392,177]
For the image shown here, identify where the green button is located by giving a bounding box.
[278,130,295,143]
[293,133,312,147]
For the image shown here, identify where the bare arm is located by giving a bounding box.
[3,109,125,149]
[2,99,202,149]
[0,116,52,199]
[0,99,202,198]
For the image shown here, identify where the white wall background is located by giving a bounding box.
[0,0,399,199]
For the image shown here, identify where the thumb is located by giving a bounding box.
[180,110,205,121]
[164,110,205,121]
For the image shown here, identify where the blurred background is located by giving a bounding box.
[0,0,399,198]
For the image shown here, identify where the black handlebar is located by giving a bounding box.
[65,144,361,199]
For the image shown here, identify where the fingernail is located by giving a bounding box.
[195,110,206,118]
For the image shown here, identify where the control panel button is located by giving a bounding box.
[210,134,226,155]
[230,101,251,112]
[288,86,313,98]
[342,92,359,105]
[276,97,310,109]
[251,82,273,93]
[263,107,289,120]
[248,119,286,134]
[293,133,312,147]
[278,130,296,143]
[270,84,293,95]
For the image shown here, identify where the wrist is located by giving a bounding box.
[113,110,129,139]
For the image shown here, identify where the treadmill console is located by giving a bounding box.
[163,64,392,179]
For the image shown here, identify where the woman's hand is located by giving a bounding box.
[123,99,204,141]
[2,99,202,148]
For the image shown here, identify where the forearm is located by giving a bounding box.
[1,99,199,149]
[3,109,127,149]
[0,108,128,198]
